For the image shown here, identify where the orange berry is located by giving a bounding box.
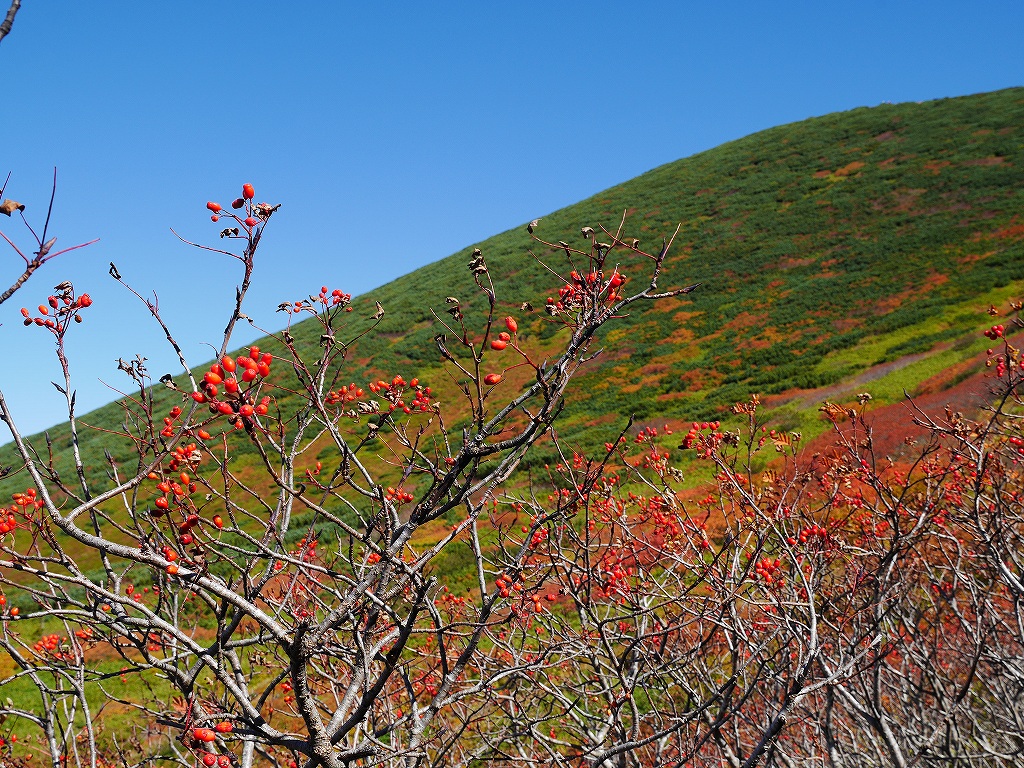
[484,373,502,385]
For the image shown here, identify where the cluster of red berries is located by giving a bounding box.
[324,383,366,406]
[679,421,722,450]
[293,537,318,563]
[368,375,434,414]
[786,524,829,547]
[207,182,259,228]
[287,286,354,314]
[32,629,93,658]
[597,556,636,598]
[190,722,233,766]
[159,405,184,439]
[633,425,672,445]
[162,441,203,475]
[33,633,65,657]
[20,291,92,333]
[985,352,1020,378]
[436,585,470,610]
[525,524,548,550]
[495,572,552,613]
[385,486,414,505]
[191,723,232,743]
[160,542,181,574]
[490,316,518,349]
[752,556,784,587]
[545,270,627,313]
[192,348,273,429]
[2,488,42,537]
[120,582,149,604]
[150,469,198,513]
[197,754,231,768]
[984,323,1006,340]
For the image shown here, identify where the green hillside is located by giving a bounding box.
[2,87,1023,494]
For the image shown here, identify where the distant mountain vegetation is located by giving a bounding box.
[3,87,1022,494]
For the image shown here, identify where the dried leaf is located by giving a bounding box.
[374,301,385,320]
[0,199,24,216]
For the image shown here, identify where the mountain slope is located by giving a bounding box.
[2,87,1023,493]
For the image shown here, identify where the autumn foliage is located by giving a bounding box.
[0,185,1021,768]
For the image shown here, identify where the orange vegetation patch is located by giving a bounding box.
[834,161,865,177]
[722,311,766,334]
[923,160,952,175]
[962,156,1007,166]
[833,317,865,332]
[666,368,724,395]
[958,249,997,264]
[652,296,698,314]
[871,271,946,314]
[778,256,816,269]
[993,224,1024,240]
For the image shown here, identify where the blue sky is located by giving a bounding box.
[1,1,1022,436]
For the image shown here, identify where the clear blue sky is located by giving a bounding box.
[1,1,1022,436]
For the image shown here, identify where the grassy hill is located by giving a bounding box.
[2,86,1023,498]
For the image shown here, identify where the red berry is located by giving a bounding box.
[242,183,255,200]
[490,339,507,350]
[211,215,219,222]
[505,316,518,334]
[212,515,224,529]
[231,198,244,209]
[244,217,258,227]
[484,373,502,385]
[207,202,222,213]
